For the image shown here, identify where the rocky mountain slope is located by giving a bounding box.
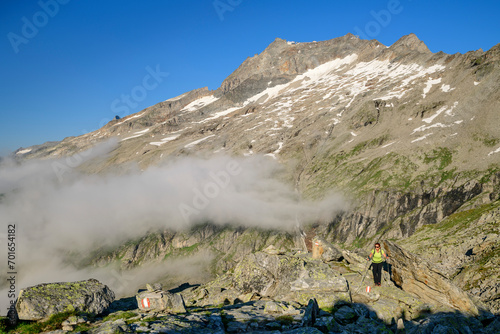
[4,242,500,333]
[10,33,500,315]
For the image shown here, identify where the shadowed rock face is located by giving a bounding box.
[16,279,115,320]
[382,240,478,315]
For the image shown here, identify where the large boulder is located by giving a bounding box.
[231,252,351,308]
[383,240,479,315]
[311,236,343,262]
[136,288,186,313]
[16,279,115,320]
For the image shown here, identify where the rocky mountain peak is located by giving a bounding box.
[389,32,431,53]
[264,37,288,51]
[218,33,386,97]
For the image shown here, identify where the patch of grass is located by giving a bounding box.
[0,317,9,334]
[180,243,199,254]
[479,166,500,184]
[352,236,367,249]
[429,200,500,231]
[103,311,137,322]
[440,168,457,183]
[471,57,484,66]
[320,306,335,314]
[423,147,453,170]
[473,133,500,147]
[275,315,294,325]
[351,135,389,156]
[143,315,162,323]
[71,322,92,332]
[9,311,84,334]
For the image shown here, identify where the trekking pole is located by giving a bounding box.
[354,259,372,294]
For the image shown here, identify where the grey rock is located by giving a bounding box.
[196,287,242,307]
[311,236,343,262]
[484,317,500,334]
[16,279,115,320]
[228,251,351,310]
[226,321,248,332]
[301,299,319,326]
[208,314,224,331]
[89,321,126,334]
[369,297,402,324]
[136,289,186,313]
[313,316,339,332]
[282,327,324,334]
[397,317,405,331]
[345,315,392,334]
[130,324,151,332]
[334,305,357,325]
[62,315,87,326]
[405,313,483,334]
[62,325,74,331]
[430,324,459,334]
[383,240,479,315]
[265,321,283,330]
[264,301,287,314]
[263,244,286,255]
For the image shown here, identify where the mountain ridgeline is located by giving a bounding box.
[13,33,500,313]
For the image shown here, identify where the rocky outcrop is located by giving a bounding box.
[91,225,300,271]
[16,279,115,320]
[399,201,500,313]
[136,287,186,313]
[323,176,495,245]
[388,33,431,54]
[311,236,343,262]
[230,252,351,308]
[383,240,479,315]
[136,87,212,122]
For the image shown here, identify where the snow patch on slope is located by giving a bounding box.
[16,149,32,155]
[150,134,181,146]
[422,77,442,98]
[184,135,216,148]
[181,95,219,112]
[441,84,455,93]
[113,112,145,127]
[488,147,500,156]
[121,128,150,141]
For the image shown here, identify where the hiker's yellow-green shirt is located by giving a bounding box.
[371,249,385,263]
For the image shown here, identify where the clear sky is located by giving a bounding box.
[1,0,499,156]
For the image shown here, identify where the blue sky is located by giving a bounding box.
[1,0,499,156]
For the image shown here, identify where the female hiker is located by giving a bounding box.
[367,242,388,286]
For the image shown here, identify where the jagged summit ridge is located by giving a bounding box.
[389,33,431,53]
[218,33,387,95]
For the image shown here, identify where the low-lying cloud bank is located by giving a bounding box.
[0,140,346,312]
